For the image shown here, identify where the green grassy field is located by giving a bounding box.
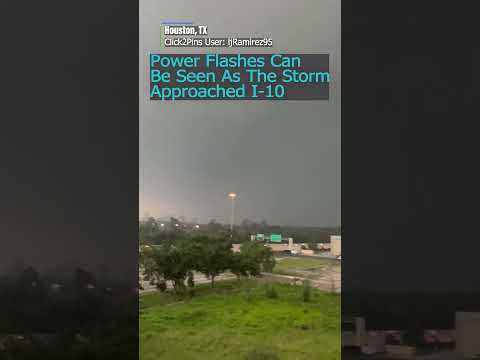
[140,280,340,360]
[273,257,337,278]
[274,257,327,271]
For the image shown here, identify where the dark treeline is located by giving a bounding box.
[343,291,480,330]
[0,267,137,360]
[139,216,340,246]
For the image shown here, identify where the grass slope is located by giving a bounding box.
[140,280,340,360]
[273,257,338,279]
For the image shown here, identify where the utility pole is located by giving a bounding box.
[228,193,237,239]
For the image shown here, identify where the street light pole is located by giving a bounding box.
[228,193,237,239]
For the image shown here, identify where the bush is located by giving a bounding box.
[245,350,280,360]
[156,281,167,292]
[302,280,311,302]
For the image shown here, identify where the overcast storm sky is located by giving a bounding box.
[140,0,341,226]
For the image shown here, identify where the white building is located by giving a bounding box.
[331,235,341,256]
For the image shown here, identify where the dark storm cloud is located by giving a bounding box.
[140,0,341,226]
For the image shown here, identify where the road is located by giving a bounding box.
[139,271,236,294]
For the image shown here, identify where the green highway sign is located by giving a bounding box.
[270,234,282,242]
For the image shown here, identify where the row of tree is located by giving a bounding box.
[139,216,341,247]
[140,236,275,294]
[139,217,247,245]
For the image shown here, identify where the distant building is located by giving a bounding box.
[342,317,367,348]
[342,312,480,358]
[232,244,241,252]
[456,312,480,358]
[342,317,386,354]
[331,235,341,256]
[239,237,310,254]
[317,243,331,251]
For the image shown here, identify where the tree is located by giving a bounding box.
[74,268,96,291]
[240,218,257,235]
[239,242,276,276]
[231,230,250,244]
[230,252,249,280]
[261,248,276,273]
[307,239,318,251]
[260,220,269,232]
[16,266,40,291]
[139,216,159,244]
[170,217,179,229]
[139,235,276,294]
[240,218,253,229]
[207,219,223,237]
[186,271,195,296]
[140,245,164,288]
[15,267,45,301]
[140,239,195,294]
[192,237,232,287]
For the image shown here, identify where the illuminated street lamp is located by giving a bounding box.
[195,224,200,229]
[228,192,237,238]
